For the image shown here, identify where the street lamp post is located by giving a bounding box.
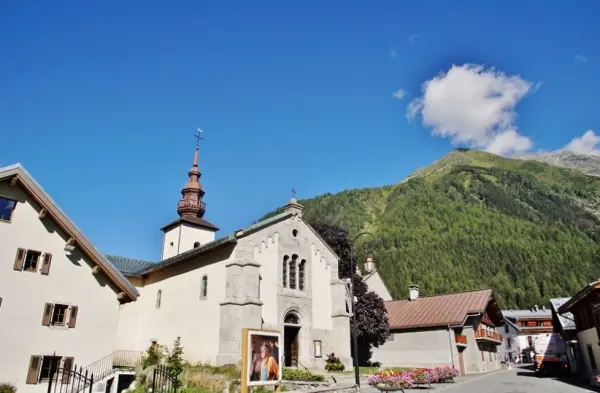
[349,231,376,387]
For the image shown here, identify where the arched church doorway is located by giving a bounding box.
[284,312,301,367]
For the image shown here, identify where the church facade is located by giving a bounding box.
[0,143,352,392]
[112,144,352,369]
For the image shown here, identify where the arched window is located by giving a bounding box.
[156,290,162,309]
[194,242,201,248]
[285,312,299,324]
[201,275,208,298]
[289,255,298,289]
[282,255,289,288]
[299,259,306,291]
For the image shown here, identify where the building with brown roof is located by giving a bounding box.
[371,286,504,375]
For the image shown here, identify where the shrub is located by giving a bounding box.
[166,337,185,385]
[140,342,165,369]
[324,353,345,372]
[0,383,17,393]
[282,368,325,382]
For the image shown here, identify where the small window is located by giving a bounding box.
[24,250,41,272]
[289,255,297,290]
[292,229,298,237]
[299,260,306,291]
[285,313,299,324]
[200,275,208,298]
[51,304,69,326]
[156,290,162,309]
[0,197,17,222]
[194,242,201,248]
[282,255,289,288]
[504,324,509,333]
[39,356,62,381]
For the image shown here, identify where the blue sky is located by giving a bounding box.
[1,0,599,261]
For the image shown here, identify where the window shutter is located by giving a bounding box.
[62,357,74,384]
[26,356,42,384]
[68,306,78,329]
[42,303,53,326]
[13,248,26,271]
[41,253,53,275]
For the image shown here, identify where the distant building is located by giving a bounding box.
[558,281,600,386]
[371,287,504,375]
[360,257,392,301]
[497,306,553,363]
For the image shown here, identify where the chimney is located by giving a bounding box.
[409,284,420,301]
[365,257,375,273]
[534,305,539,312]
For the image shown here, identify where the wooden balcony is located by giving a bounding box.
[455,333,467,346]
[475,328,503,344]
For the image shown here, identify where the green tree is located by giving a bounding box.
[166,337,185,386]
[311,221,389,365]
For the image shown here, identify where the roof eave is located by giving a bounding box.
[558,281,600,314]
[0,166,139,301]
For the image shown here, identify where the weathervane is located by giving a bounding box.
[195,128,204,148]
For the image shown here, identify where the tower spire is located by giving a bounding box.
[177,130,206,218]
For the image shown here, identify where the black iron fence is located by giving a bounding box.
[47,365,94,393]
[152,365,179,393]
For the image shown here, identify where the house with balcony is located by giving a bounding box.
[497,306,553,363]
[370,286,504,375]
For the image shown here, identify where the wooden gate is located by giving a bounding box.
[47,364,94,393]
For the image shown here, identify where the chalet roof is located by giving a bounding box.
[549,298,576,331]
[559,281,600,315]
[386,288,501,330]
[0,163,139,301]
[502,309,552,320]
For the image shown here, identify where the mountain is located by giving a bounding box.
[517,150,600,177]
[262,149,600,309]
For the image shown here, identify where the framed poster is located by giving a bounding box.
[313,340,322,358]
[241,329,282,389]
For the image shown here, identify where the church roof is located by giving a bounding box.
[106,255,156,275]
[110,211,295,277]
[160,216,219,232]
[0,163,139,301]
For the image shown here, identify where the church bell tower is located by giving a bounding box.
[160,131,219,260]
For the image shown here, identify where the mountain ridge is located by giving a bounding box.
[262,149,600,309]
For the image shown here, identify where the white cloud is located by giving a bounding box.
[392,89,407,99]
[390,47,397,59]
[406,63,538,156]
[408,34,420,44]
[564,130,600,155]
[575,54,588,63]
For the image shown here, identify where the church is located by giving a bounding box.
[110,143,353,369]
[0,142,352,392]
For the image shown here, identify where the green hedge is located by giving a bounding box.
[282,369,325,381]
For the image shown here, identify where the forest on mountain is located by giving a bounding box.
[263,149,600,309]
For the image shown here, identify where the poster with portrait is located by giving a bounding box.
[243,329,282,386]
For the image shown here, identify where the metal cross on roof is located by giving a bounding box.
[195,128,204,148]
[291,188,297,199]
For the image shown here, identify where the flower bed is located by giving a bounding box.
[367,366,460,390]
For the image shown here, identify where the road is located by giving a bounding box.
[361,366,598,393]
